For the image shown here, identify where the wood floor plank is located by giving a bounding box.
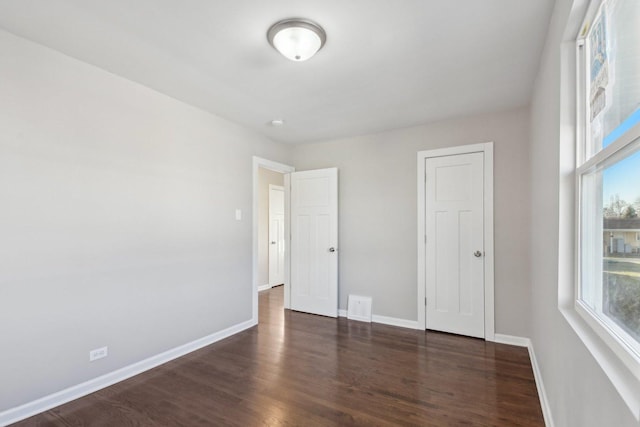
[12,286,544,426]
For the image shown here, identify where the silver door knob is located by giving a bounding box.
[271,241,276,244]
[329,247,336,252]
[474,251,483,257]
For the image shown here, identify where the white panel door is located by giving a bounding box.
[268,185,285,287]
[425,152,484,338]
[290,168,338,317]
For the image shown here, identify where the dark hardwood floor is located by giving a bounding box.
[14,286,544,426]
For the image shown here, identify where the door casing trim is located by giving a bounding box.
[416,142,495,340]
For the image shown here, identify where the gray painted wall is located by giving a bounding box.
[0,30,290,412]
[257,168,284,286]
[292,108,531,337]
[529,0,638,425]
[5,1,640,422]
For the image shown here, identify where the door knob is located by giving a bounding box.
[329,247,336,253]
[271,241,276,244]
[474,251,483,257]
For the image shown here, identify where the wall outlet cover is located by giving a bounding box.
[89,346,108,362]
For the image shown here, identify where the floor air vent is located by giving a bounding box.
[347,295,372,322]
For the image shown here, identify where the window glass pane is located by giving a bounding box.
[601,149,640,343]
[589,0,640,155]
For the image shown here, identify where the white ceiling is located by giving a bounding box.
[0,0,555,144]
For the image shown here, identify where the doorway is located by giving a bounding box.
[257,167,285,292]
[252,158,340,323]
[417,143,495,340]
[252,157,295,324]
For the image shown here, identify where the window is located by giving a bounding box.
[576,0,640,373]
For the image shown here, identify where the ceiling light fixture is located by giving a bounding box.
[267,18,326,62]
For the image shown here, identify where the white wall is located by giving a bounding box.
[0,30,290,412]
[529,0,639,425]
[292,108,531,336]
[257,168,284,286]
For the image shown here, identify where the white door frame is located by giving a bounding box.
[417,142,495,341]
[252,156,295,324]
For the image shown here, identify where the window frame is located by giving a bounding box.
[575,0,640,382]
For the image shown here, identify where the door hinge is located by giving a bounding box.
[425,297,427,306]
[424,234,427,244]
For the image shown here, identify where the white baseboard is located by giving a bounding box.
[467,333,555,427]
[258,284,272,292]
[347,314,371,323]
[0,318,257,427]
[527,340,554,427]
[338,309,419,329]
[493,333,531,347]
[372,314,419,329]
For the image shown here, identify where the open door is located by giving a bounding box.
[289,168,338,317]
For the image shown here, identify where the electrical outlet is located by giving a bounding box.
[89,346,108,362]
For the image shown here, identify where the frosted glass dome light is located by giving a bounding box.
[267,19,326,62]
